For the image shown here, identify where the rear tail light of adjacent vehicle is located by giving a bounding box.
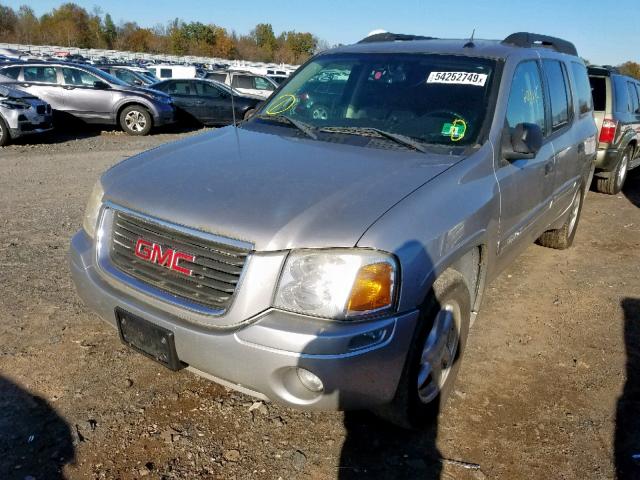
[599,119,618,143]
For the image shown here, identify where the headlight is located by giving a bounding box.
[0,99,30,110]
[82,180,104,239]
[274,249,398,320]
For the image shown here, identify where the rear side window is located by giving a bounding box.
[543,60,571,131]
[1,66,21,79]
[570,63,593,115]
[232,75,254,89]
[627,81,640,114]
[506,61,546,135]
[160,68,172,79]
[589,76,607,111]
[24,66,57,83]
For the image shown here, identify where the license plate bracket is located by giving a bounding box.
[115,308,182,371]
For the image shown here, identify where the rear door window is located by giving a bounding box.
[160,68,172,79]
[570,63,593,115]
[207,73,226,82]
[507,60,546,135]
[589,76,607,111]
[24,66,57,84]
[542,60,571,131]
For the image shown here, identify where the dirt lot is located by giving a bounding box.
[1,127,639,480]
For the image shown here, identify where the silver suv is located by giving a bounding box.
[70,32,597,428]
[588,66,640,194]
[0,62,174,135]
[0,83,52,146]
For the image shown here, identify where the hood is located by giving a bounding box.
[111,83,170,100]
[102,127,459,251]
[0,83,38,100]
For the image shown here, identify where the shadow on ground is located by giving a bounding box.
[339,410,441,479]
[615,298,640,479]
[622,169,640,208]
[0,375,74,479]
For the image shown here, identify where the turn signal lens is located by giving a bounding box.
[347,262,394,313]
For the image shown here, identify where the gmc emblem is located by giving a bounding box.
[134,238,195,276]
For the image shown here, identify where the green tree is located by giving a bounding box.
[254,23,277,60]
[618,61,640,80]
[0,4,17,41]
[103,13,117,48]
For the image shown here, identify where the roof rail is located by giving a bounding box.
[502,32,578,56]
[358,32,437,44]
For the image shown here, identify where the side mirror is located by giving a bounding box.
[133,80,143,86]
[93,80,110,90]
[503,122,543,160]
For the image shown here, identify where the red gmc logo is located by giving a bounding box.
[134,238,195,276]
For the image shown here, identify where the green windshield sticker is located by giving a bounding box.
[265,94,297,115]
[441,119,467,141]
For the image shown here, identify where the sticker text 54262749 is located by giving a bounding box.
[427,71,488,86]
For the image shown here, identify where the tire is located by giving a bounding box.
[596,146,631,194]
[243,109,255,121]
[119,105,152,136]
[537,185,584,250]
[374,269,471,430]
[0,116,11,147]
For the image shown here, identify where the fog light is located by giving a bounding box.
[296,368,324,392]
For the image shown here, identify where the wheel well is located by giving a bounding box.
[447,245,485,313]
[117,103,153,127]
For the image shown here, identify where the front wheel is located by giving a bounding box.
[596,146,631,194]
[537,186,584,250]
[374,269,471,430]
[0,116,11,147]
[120,105,152,136]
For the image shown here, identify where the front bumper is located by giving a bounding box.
[3,107,53,139]
[152,103,176,126]
[69,230,418,410]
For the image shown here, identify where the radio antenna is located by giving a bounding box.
[230,81,237,127]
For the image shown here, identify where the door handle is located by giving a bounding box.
[577,143,585,154]
[544,161,554,175]
[63,86,76,90]
[195,101,205,105]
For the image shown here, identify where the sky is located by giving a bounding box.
[3,0,638,65]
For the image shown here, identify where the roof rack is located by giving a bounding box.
[587,65,620,76]
[358,32,437,44]
[502,32,577,56]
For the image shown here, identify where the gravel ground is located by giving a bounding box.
[0,127,639,480]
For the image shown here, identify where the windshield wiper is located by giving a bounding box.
[319,126,428,153]
[255,114,318,140]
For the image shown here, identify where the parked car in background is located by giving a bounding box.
[0,62,174,135]
[146,65,201,80]
[97,65,157,86]
[70,32,597,429]
[0,83,53,146]
[151,78,261,125]
[205,70,277,99]
[588,65,640,194]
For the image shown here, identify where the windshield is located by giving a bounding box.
[257,53,497,146]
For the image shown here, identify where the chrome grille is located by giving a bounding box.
[109,210,250,311]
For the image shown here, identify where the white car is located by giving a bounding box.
[146,65,201,80]
[205,70,278,99]
[0,82,53,146]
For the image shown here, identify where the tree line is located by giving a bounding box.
[0,2,323,63]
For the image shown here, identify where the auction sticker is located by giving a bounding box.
[427,71,488,86]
